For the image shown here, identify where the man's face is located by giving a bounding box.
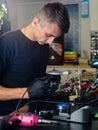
[33,17,61,45]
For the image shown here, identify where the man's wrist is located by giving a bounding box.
[18,88,29,99]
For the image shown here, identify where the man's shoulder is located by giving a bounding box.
[0,30,20,39]
[0,30,22,46]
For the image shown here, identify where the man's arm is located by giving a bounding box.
[0,76,57,101]
[0,86,29,101]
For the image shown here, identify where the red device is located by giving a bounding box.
[7,113,39,127]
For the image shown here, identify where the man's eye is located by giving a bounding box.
[46,34,51,37]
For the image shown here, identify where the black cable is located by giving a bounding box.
[18,99,82,116]
[15,88,28,113]
[15,77,43,112]
[15,75,54,112]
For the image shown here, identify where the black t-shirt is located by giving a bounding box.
[0,30,49,115]
[0,30,49,88]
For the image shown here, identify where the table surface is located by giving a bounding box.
[5,120,98,130]
[3,97,98,130]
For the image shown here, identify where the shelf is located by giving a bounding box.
[47,63,96,72]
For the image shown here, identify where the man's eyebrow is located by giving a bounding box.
[47,33,57,37]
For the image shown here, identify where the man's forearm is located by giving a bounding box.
[0,86,29,101]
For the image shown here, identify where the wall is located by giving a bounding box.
[80,13,90,60]
[6,0,98,60]
[81,0,98,60]
[90,0,98,31]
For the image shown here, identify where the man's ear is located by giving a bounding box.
[32,17,40,26]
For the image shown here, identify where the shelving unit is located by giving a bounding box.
[90,31,98,62]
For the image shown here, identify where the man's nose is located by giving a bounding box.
[47,37,55,45]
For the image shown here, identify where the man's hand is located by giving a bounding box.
[27,76,51,98]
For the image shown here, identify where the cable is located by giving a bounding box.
[15,88,28,113]
[15,77,44,112]
[19,99,82,114]
[15,75,54,112]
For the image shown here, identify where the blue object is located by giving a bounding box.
[57,104,68,113]
[90,59,98,68]
[81,0,89,18]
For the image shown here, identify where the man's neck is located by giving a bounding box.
[21,24,36,41]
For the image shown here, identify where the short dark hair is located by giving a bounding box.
[37,2,70,34]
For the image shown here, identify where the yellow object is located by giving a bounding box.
[50,55,55,60]
[69,95,78,99]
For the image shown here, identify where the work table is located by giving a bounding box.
[46,64,96,84]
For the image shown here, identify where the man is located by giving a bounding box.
[0,2,70,115]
